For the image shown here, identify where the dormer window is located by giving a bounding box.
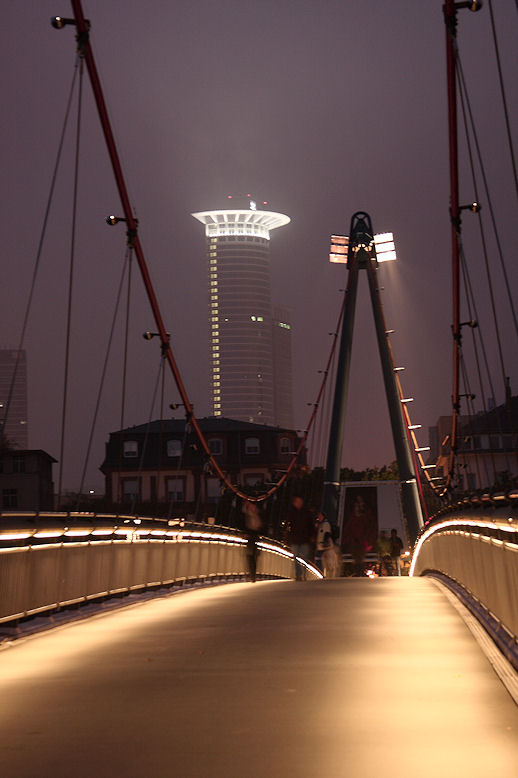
[245,437,260,455]
[123,440,138,458]
[167,439,182,458]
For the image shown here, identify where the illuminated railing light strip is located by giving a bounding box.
[410,518,518,576]
[296,556,324,579]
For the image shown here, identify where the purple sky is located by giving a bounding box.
[2,1,517,493]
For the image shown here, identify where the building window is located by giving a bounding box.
[280,437,291,454]
[2,488,18,509]
[206,477,220,502]
[167,439,182,458]
[245,437,260,455]
[208,438,223,455]
[167,477,184,502]
[122,479,139,502]
[13,455,25,473]
[123,440,138,458]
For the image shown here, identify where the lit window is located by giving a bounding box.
[211,295,218,300]
[213,382,221,387]
[210,273,217,279]
[214,403,221,409]
[215,410,222,417]
[211,316,219,322]
[210,281,218,287]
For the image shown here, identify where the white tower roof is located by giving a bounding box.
[192,208,290,239]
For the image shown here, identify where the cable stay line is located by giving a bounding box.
[487,0,518,208]
[0,58,80,447]
[57,55,85,506]
[456,59,512,395]
[130,357,164,516]
[75,245,131,507]
[117,245,133,502]
[459,239,518,477]
[455,47,518,344]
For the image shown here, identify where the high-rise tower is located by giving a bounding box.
[192,196,291,426]
[0,349,28,449]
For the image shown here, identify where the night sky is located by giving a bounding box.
[2,1,517,494]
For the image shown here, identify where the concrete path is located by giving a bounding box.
[0,577,516,777]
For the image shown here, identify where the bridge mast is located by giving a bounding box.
[321,212,424,544]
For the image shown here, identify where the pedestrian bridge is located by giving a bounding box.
[0,510,517,776]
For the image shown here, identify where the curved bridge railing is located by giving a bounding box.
[410,508,518,668]
[0,512,322,626]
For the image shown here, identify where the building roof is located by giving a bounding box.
[115,416,297,437]
[0,448,57,463]
[192,208,290,238]
[101,417,302,474]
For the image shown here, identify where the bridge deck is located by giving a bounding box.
[0,578,516,777]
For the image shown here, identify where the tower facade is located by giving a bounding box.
[192,196,290,426]
[0,349,28,449]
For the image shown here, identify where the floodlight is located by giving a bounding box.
[329,231,397,264]
[329,235,349,264]
[374,232,397,262]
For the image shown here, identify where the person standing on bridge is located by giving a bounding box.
[389,528,404,576]
[285,496,315,580]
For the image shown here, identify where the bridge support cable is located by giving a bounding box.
[444,0,463,496]
[117,245,133,503]
[57,55,85,507]
[454,24,518,480]
[65,1,337,506]
[456,57,517,382]
[130,356,164,516]
[487,0,518,209]
[75,246,131,508]
[458,244,513,483]
[321,212,424,543]
[456,60,518,485]
[0,60,80,448]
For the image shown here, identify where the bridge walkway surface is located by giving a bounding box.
[0,577,516,777]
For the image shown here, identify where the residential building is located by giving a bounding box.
[100,416,305,517]
[0,349,28,449]
[0,449,56,511]
[192,195,292,426]
[430,396,518,490]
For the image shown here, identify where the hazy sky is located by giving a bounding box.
[2,1,517,493]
